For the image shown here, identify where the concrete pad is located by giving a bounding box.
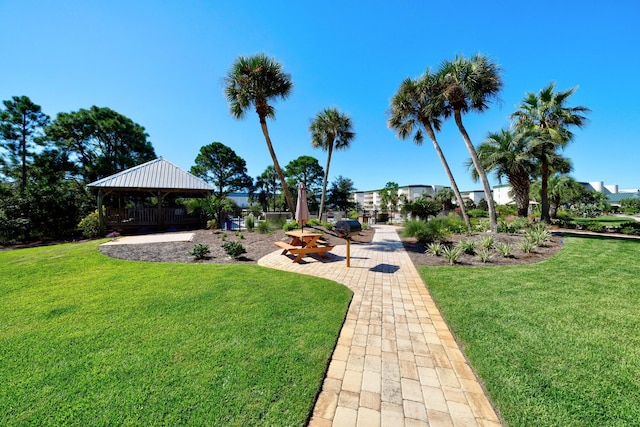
[100,232,194,245]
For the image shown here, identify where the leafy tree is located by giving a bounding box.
[46,106,156,183]
[404,194,441,220]
[284,155,324,212]
[388,72,471,231]
[512,82,590,223]
[310,107,355,220]
[438,54,502,232]
[0,96,50,194]
[530,174,583,219]
[473,128,536,217]
[379,181,400,213]
[224,54,295,213]
[327,176,356,214]
[191,142,252,198]
[434,188,456,211]
[255,166,279,212]
[190,142,252,228]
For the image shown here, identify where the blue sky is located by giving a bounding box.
[2,0,639,192]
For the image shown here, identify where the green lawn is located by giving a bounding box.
[0,241,352,426]
[419,235,640,426]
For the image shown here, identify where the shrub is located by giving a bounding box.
[478,235,495,249]
[425,242,444,256]
[526,225,552,246]
[494,242,513,257]
[257,220,273,234]
[468,209,488,218]
[496,204,516,218]
[348,210,359,220]
[402,219,450,244]
[282,220,299,232]
[308,218,321,226]
[476,247,492,263]
[439,214,468,234]
[620,221,640,236]
[321,221,334,231]
[457,239,476,255]
[473,219,491,232]
[189,243,210,259]
[586,222,605,233]
[519,239,536,253]
[206,219,218,230]
[222,241,246,259]
[77,210,104,239]
[442,246,463,265]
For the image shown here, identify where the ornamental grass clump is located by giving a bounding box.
[442,245,463,265]
[457,239,476,255]
[494,242,513,258]
[519,239,536,254]
[476,247,492,263]
[526,224,552,246]
[426,242,444,256]
[257,220,273,234]
[478,235,495,250]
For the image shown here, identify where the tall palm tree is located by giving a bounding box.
[438,54,502,232]
[434,187,456,212]
[224,53,295,213]
[388,72,471,231]
[511,82,590,223]
[309,107,355,220]
[531,173,582,219]
[472,128,536,217]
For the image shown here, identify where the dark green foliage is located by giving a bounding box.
[189,243,210,259]
[221,241,246,258]
[401,219,451,244]
[404,195,441,220]
[327,176,356,214]
[46,106,155,183]
[620,221,640,236]
[467,209,488,218]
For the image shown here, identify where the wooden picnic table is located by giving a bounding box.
[274,229,335,263]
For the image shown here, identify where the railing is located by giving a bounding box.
[105,207,202,227]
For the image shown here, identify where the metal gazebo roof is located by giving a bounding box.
[87,157,214,193]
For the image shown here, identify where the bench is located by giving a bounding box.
[274,241,335,263]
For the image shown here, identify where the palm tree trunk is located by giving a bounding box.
[509,174,531,217]
[259,119,295,214]
[540,159,550,223]
[423,122,471,231]
[454,110,498,232]
[318,142,333,221]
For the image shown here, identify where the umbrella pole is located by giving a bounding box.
[346,238,351,267]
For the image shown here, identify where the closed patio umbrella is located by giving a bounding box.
[295,182,310,231]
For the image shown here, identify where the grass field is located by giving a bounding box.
[419,235,640,426]
[0,241,352,426]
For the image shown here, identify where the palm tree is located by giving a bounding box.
[224,53,295,213]
[438,54,502,232]
[434,187,456,212]
[388,73,471,231]
[473,127,536,217]
[309,107,355,220]
[531,173,583,219]
[511,82,590,223]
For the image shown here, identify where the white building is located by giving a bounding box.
[353,184,447,212]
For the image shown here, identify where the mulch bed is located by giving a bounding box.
[98,225,376,264]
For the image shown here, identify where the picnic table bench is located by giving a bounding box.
[275,230,335,263]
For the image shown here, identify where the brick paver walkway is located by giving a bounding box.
[258,225,502,427]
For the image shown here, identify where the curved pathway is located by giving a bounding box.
[259,225,501,427]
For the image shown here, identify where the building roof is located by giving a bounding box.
[607,191,640,204]
[87,157,214,192]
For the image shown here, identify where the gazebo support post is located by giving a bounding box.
[97,189,104,230]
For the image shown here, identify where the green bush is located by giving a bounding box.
[442,246,463,265]
[402,219,450,244]
[307,218,321,226]
[222,241,246,258]
[478,235,495,249]
[189,243,210,259]
[321,221,334,231]
[467,209,488,218]
[282,220,299,232]
[620,221,640,235]
[476,247,492,263]
[586,222,605,233]
[257,220,273,234]
[206,219,218,230]
[348,210,359,220]
[425,242,444,256]
[494,242,513,257]
[457,239,476,255]
[495,204,516,218]
[77,209,104,239]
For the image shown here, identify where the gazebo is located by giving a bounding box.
[87,157,213,231]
